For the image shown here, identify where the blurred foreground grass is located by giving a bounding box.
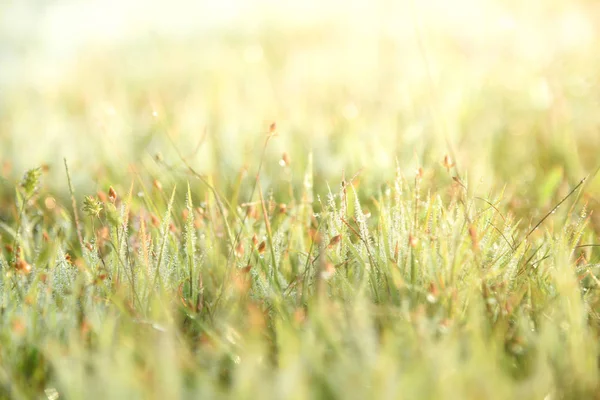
[1,0,600,398]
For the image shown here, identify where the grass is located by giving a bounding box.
[2,1,600,399]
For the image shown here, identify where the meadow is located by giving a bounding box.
[1,1,600,398]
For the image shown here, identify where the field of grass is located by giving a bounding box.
[2,1,600,399]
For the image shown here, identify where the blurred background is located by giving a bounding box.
[1,0,600,208]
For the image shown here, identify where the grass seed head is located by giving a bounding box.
[108,186,117,203]
[442,155,455,172]
[328,234,342,248]
[257,241,267,254]
[82,196,103,218]
[20,167,42,196]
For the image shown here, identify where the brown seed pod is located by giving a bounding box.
[328,234,342,248]
[108,186,117,203]
[257,241,267,254]
[269,122,277,135]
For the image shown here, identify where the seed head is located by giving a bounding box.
[442,155,455,172]
[108,186,117,203]
[328,234,342,248]
[82,196,103,218]
[257,241,267,254]
[20,167,42,196]
[268,122,277,135]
